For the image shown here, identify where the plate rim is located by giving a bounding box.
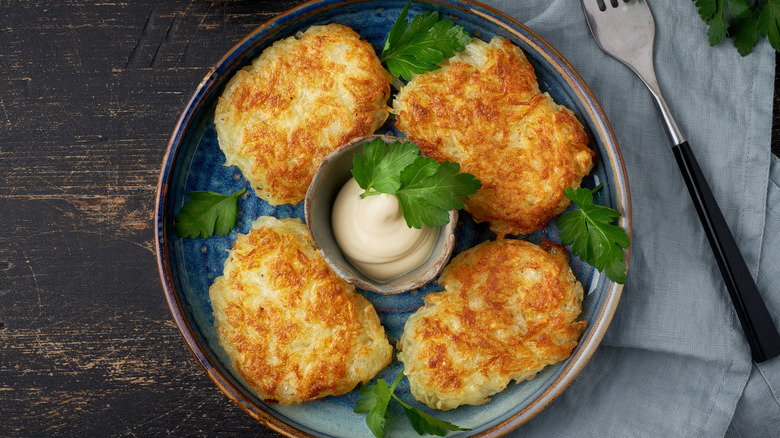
[154,0,633,436]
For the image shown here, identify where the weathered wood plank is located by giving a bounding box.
[0,0,302,435]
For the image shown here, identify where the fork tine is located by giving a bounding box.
[581,0,780,363]
[591,0,640,13]
[583,0,609,16]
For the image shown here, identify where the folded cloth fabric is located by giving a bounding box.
[476,1,779,436]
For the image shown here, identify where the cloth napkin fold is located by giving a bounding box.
[476,1,780,436]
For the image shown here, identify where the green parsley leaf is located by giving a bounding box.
[394,157,450,228]
[381,2,471,81]
[694,0,719,21]
[693,0,780,55]
[173,188,245,238]
[354,383,381,414]
[368,378,393,438]
[354,370,469,438]
[394,397,469,436]
[353,141,481,229]
[727,0,753,19]
[757,0,780,51]
[353,373,400,438]
[605,259,629,286]
[732,15,759,56]
[384,2,412,57]
[352,137,421,195]
[695,0,727,46]
[557,186,630,284]
[395,158,480,229]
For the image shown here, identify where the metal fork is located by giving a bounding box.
[582,0,780,363]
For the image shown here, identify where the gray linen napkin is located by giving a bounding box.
[477,1,780,436]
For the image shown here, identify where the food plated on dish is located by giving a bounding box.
[399,238,586,411]
[210,216,393,405]
[214,24,392,206]
[155,1,631,437]
[394,36,595,237]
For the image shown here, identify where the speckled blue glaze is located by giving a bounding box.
[154,1,631,437]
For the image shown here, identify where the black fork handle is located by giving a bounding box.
[673,141,780,363]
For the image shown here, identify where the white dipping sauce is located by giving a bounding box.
[331,177,439,282]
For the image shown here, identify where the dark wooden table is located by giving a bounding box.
[1,1,777,436]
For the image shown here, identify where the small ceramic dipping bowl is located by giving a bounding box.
[304,134,457,295]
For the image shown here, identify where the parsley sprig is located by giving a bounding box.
[381,2,472,80]
[173,188,245,238]
[693,0,780,55]
[557,186,630,284]
[352,138,481,229]
[354,370,469,438]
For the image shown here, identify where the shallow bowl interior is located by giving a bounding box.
[305,135,457,295]
[154,1,631,437]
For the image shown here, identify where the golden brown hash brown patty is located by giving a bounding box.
[215,24,392,205]
[398,238,586,410]
[394,37,595,236]
[210,217,393,405]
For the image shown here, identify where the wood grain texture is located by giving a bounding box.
[0,1,777,436]
[0,1,302,436]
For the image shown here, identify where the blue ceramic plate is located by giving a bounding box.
[155,1,631,436]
